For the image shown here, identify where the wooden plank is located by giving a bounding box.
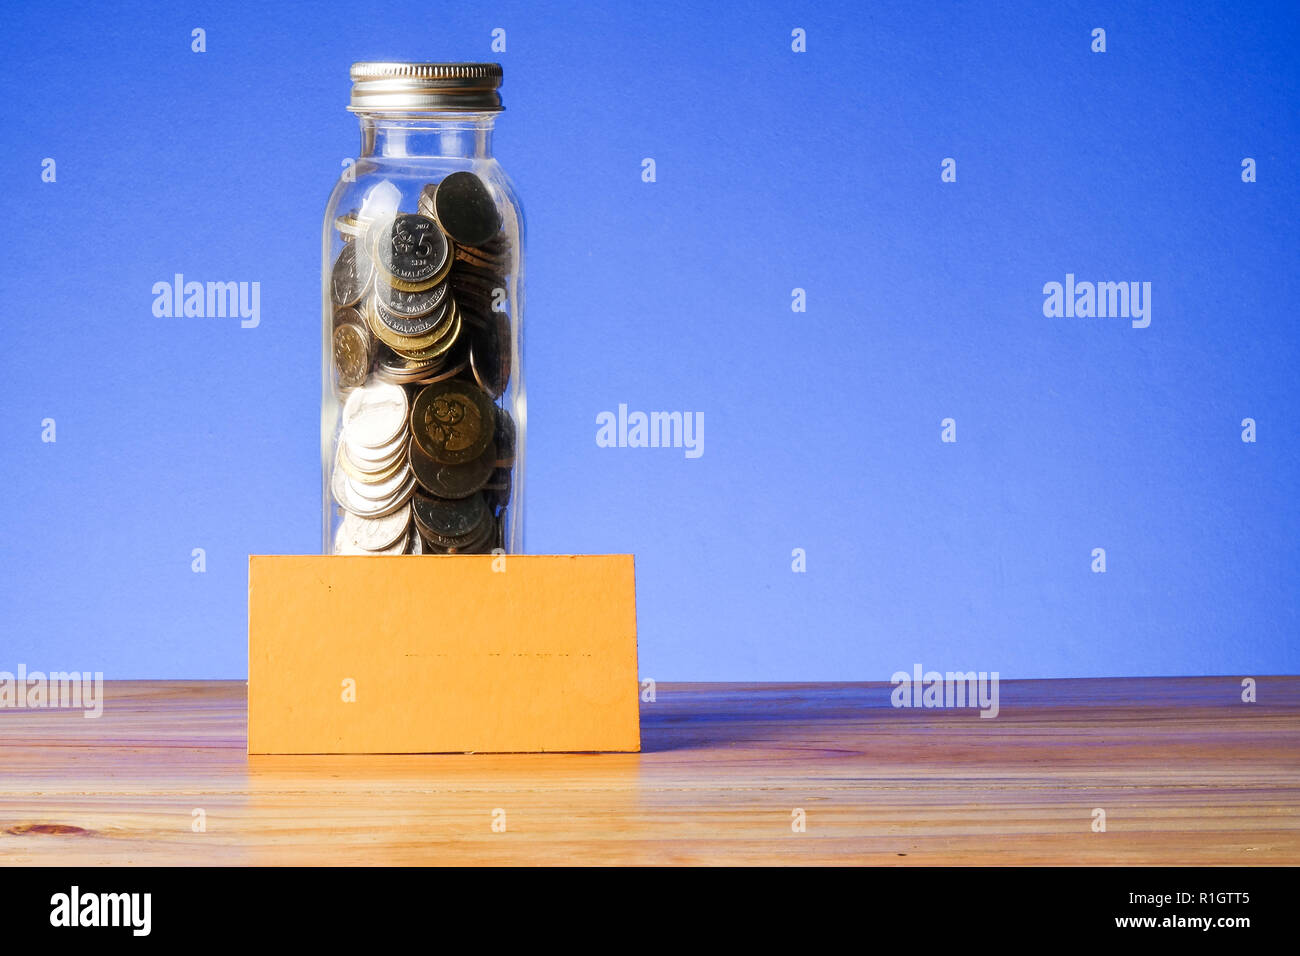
[0,678,1296,865]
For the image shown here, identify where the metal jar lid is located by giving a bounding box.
[349,62,503,112]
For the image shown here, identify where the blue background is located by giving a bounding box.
[1,0,1296,680]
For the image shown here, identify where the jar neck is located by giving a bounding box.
[357,113,497,160]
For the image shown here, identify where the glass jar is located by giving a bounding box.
[321,63,525,556]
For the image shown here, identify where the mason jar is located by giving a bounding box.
[321,63,525,556]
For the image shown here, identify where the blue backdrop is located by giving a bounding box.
[1,0,1296,680]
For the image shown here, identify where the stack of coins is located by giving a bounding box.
[329,171,515,555]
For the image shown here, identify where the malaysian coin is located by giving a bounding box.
[336,504,411,552]
[454,243,507,270]
[410,378,495,464]
[494,408,515,467]
[388,310,463,363]
[441,515,495,554]
[483,469,511,512]
[410,350,470,384]
[412,491,489,542]
[341,417,408,466]
[367,297,458,353]
[333,321,373,389]
[333,305,364,331]
[469,311,510,398]
[340,381,408,449]
[343,451,411,500]
[332,463,418,518]
[335,211,365,241]
[330,241,373,307]
[417,183,438,220]
[335,526,410,556]
[375,278,450,322]
[372,214,451,288]
[434,171,502,247]
[409,435,496,500]
[339,442,408,484]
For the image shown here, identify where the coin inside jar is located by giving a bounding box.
[330,241,373,307]
[372,213,451,288]
[468,311,510,398]
[335,504,411,552]
[433,171,502,247]
[413,491,490,543]
[332,321,373,389]
[341,381,409,449]
[410,378,495,464]
[332,462,417,518]
[493,408,515,467]
[374,277,449,322]
[408,435,497,500]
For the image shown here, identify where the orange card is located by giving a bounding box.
[248,554,640,754]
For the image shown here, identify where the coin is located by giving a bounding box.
[375,279,449,322]
[409,435,496,499]
[336,504,411,552]
[339,443,407,484]
[372,214,451,287]
[434,171,502,247]
[417,184,438,220]
[335,211,365,240]
[441,516,495,554]
[494,408,515,467]
[333,321,373,389]
[388,310,463,363]
[332,463,417,518]
[334,526,410,556]
[411,351,470,384]
[410,378,495,464]
[342,420,408,466]
[483,469,511,512]
[345,454,412,500]
[333,305,364,330]
[367,297,459,353]
[412,491,489,542]
[330,241,373,307]
[469,311,510,398]
[341,381,408,449]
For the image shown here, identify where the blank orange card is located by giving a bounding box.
[248,554,640,754]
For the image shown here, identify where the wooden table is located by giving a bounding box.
[1,678,1296,865]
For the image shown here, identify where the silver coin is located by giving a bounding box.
[335,526,410,556]
[348,458,412,502]
[341,381,408,449]
[342,423,409,467]
[340,439,405,476]
[406,530,424,554]
[331,461,418,518]
[336,504,411,552]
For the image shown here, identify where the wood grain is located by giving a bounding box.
[0,678,1296,865]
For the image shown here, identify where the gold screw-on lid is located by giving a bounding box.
[348,62,503,112]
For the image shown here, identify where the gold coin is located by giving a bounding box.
[339,441,408,484]
[382,312,465,364]
[365,297,458,353]
[389,311,463,363]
